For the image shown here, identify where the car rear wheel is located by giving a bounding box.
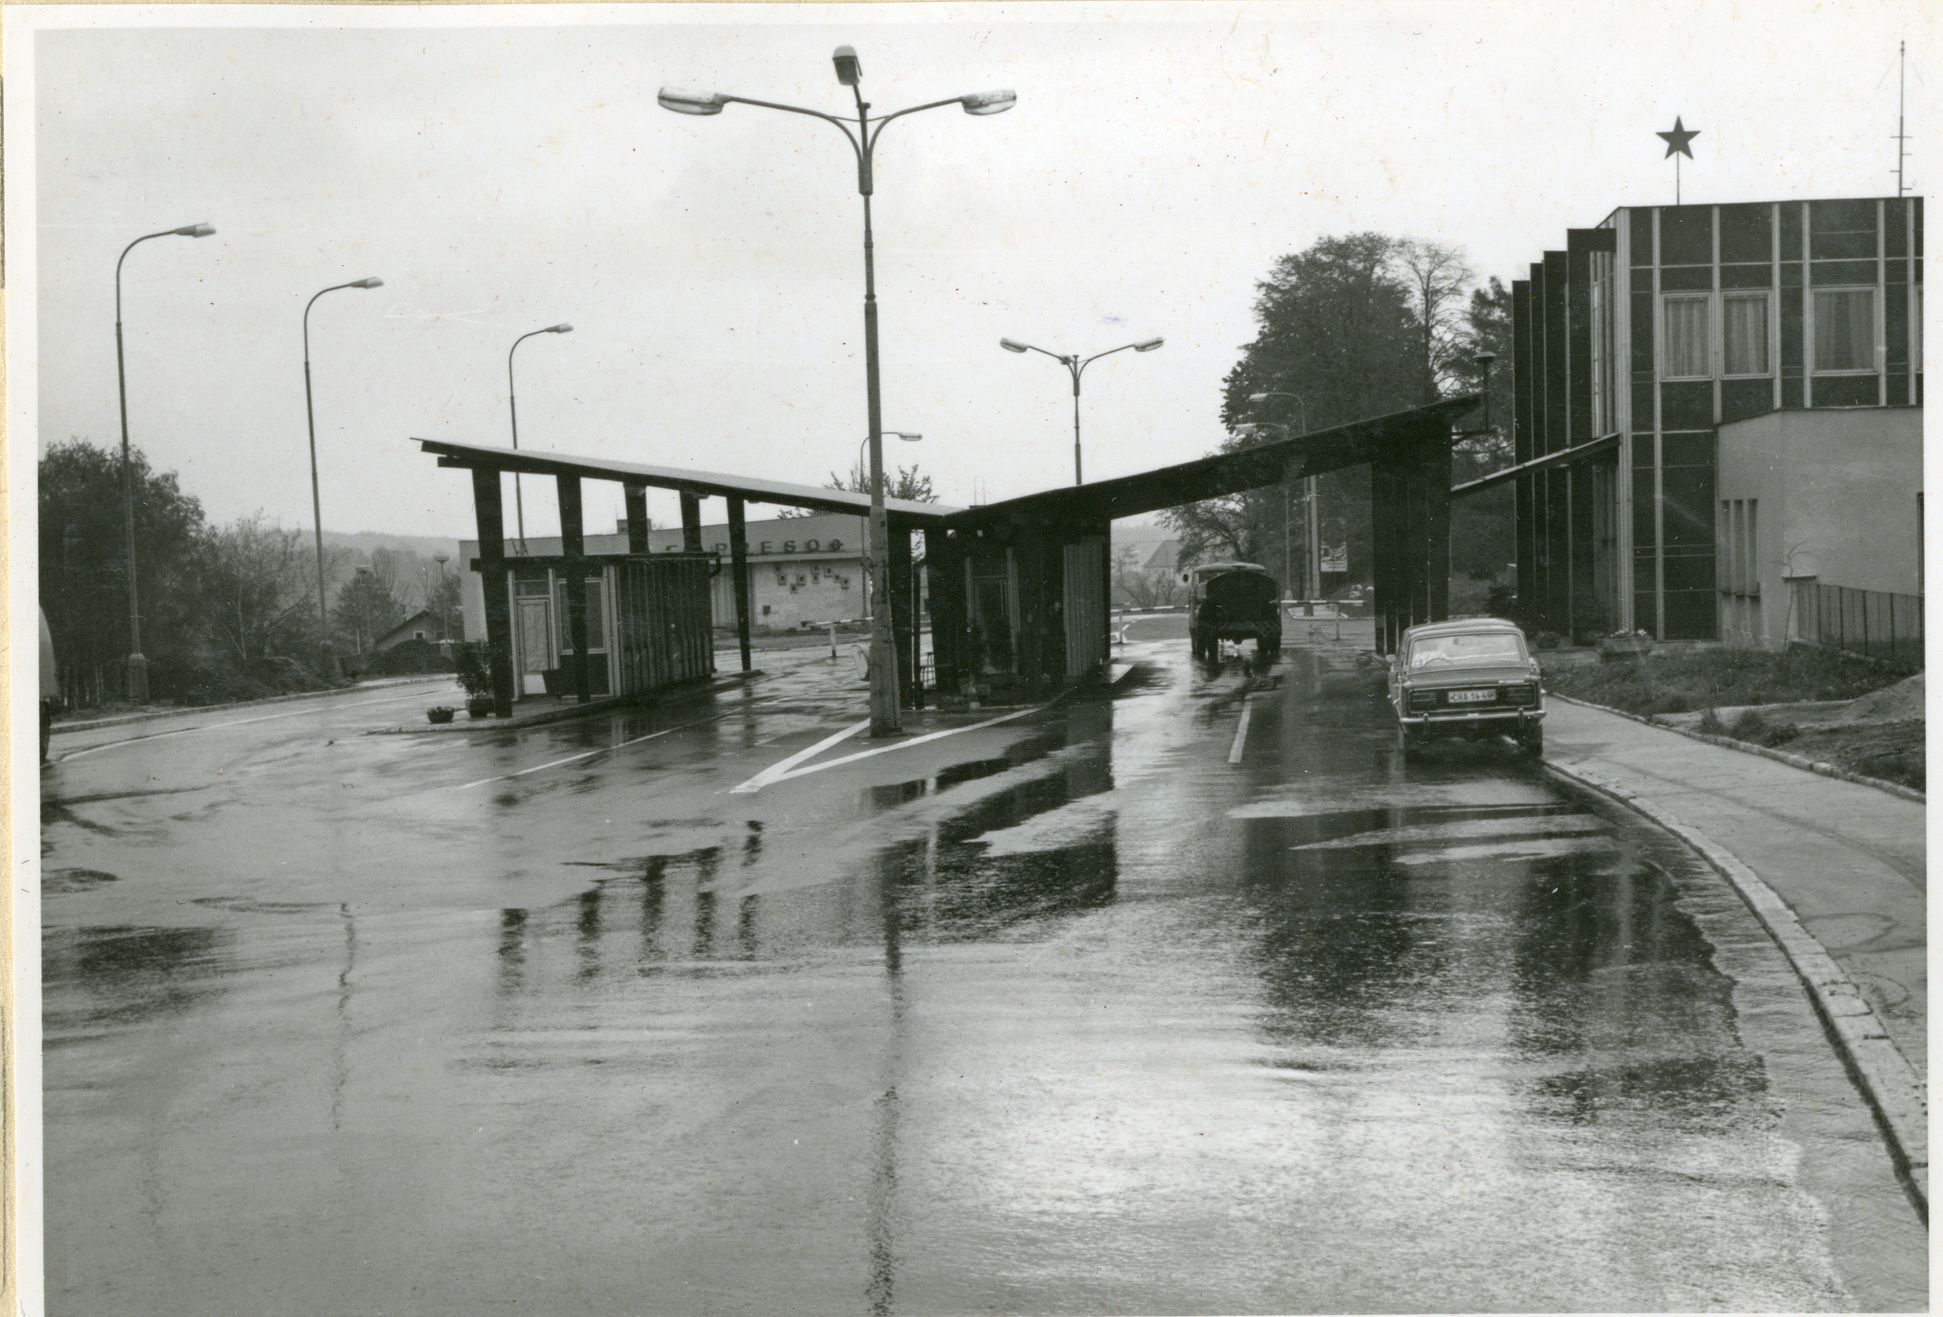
[1518,723,1544,757]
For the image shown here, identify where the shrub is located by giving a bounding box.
[1697,708,1725,735]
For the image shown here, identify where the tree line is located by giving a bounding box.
[41,439,463,708]
[1164,232,1514,606]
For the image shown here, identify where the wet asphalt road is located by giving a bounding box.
[39,627,1926,1314]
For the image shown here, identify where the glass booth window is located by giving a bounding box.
[1814,287,1876,372]
[554,577,606,651]
[1722,292,1771,376]
[1662,296,1710,378]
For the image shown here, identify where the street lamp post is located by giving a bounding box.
[507,322,574,551]
[999,336,1163,485]
[659,50,1014,737]
[304,277,385,680]
[114,221,216,703]
[432,552,451,641]
[1248,390,1319,602]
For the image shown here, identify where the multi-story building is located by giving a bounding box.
[1496,195,1922,648]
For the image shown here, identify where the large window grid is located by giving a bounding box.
[1661,294,1711,379]
[1722,292,1772,377]
[1812,286,1878,374]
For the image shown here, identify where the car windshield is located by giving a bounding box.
[1407,633,1525,669]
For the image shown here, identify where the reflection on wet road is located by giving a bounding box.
[40,642,1925,1313]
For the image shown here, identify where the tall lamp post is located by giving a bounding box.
[660,49,1014,737]
[999,336,1163,485]
[304,277,385,679]
[114,221,216,702]
[1247,390,1319,602]
[508,322,574,551]
[432,552,451,641]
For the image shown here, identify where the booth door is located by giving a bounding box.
[516,594,555,695]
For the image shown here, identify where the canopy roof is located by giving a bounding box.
[946,397,1478,528]
[418,395,1476,533]
[416,436,964,523]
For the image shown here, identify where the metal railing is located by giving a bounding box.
[1793,582,1924,671]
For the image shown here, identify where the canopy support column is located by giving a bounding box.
[558,474,591,703]
[624,482,650,554]
[471,468,516,716]
[727,496,753,673]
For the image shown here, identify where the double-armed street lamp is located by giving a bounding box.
[1246,389,1320,603]
[303,276,385,679]
[508,322,574,552]
[114,221,216,703]
[999,336,1163,485]
[660,48,1015,737]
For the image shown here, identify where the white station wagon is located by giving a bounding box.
[1387,618,1545,757]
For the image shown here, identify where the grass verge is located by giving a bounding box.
[1543,647,1902,716]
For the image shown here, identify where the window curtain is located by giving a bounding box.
[1663,298,1709,377]
[1722,295,1769,375]
[1814,288,1874,371]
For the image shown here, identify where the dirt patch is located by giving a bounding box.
[1780,719,1926,791]
[1836,672,1924,724]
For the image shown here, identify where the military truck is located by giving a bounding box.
[1183,562,1282,664]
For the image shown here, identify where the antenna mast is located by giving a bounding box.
[1895,40,1911,196]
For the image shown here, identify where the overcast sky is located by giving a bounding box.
[12,0,1930,539]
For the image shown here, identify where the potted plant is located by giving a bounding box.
[455,643,495,717]
[425,705,457,725]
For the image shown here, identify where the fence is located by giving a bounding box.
[1792,582,1925,671]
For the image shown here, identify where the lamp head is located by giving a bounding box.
[1247,392,1272,403]
[999,338,1029,354]
[173,222,216,238]
[352,277,384,290]
[960,90,1017,116]
[832,46,862,86]
[1473,349,1498,367]
[549,323,574,334]
[658,88,728,116]
[890,431,922,443]
[1235,423,1263,437]
[1133,337,1164,352]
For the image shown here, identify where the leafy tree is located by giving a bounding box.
[333,565,406,655]
[826,461,938,503]
[199,514,316,665]
[40,439,211,704]
[1111,544,1184,609]
[1447,277,1516,588]
[425,571,464,641]
[1171,233,1425,583]
[1398,239,1476,404]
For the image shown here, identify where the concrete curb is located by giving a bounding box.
[1547,691,1925,803]
[1541,756,1929,1222]
[52,675,457,735]
[363,670,765,736]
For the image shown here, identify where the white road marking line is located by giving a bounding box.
[751,696,1071,791]
[56,688,456,762]
[730,719,872,794]
[453,698,783,791]
[1228,696,1254,765]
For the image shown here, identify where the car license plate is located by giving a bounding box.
[1447,689,1497,704]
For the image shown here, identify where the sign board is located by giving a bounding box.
[1319,543,1348,573]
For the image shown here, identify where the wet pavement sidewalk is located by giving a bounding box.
[1541,695,1928,1204]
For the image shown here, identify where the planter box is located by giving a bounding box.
[1598,635,1654,661]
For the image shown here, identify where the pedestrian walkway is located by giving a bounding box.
[1544,698,1926,1069]
[1542,696,1927,1211]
